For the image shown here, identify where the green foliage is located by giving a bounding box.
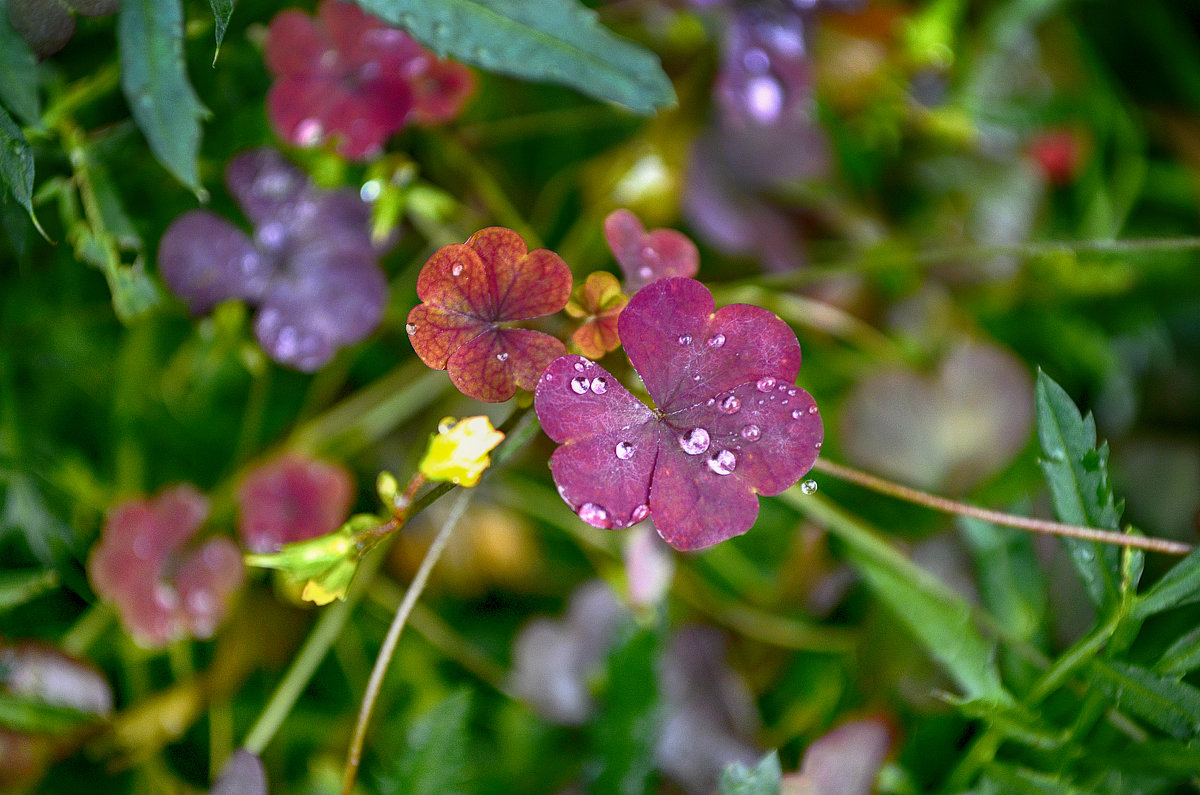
[118,0,208,193]
[1089,660,1200,739]
[0,568,59,612]
[718,751,781,795]
[587,626,661,794]
[209,0,235,58]
[375,689,473,795]
[0,105,36,225]
[353,0,675,113]
[0,1,40,127]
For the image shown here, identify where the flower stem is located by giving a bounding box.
[810,458,1193,556]
[340,488,473,795]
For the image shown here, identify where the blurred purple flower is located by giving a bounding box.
[87,485,244,648]
[158,148,389,372]
[264,0,474,159]
[7,0,118,59]
[781,718,892,795]
[237,453,355,553]
[211,749,268,795]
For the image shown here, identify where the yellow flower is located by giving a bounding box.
[419,416,505,487]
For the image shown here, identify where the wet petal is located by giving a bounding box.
[157,211,268,314]
[224,148,312,229]
[447,327,565,403]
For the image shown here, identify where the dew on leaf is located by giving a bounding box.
[571,376,590,394]
[719,395,741,414]
[590,377,608,394]
[756,376,777,392]
[707,450,737,476]
[741,424,761,441]
[800,479,818,495]
[615,441,635,460]
[679,427,711,455]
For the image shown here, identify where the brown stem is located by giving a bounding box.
[810,458,1194,556]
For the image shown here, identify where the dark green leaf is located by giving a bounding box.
[1035,370,1122,608]
[0,105,36,224]
[118,0,207,192]
[1089,660,1200,738]
[589,626,660,795]
[0,567,58,611]
[1133,546,1200,619]
[352,0,675,114]
[209,0,234,59]
[376,689,472,795]
[981,763,1089,795]
[1154,624,1200,677]
[719,751,781,795]
[959,515,1048,644]
[951,698,1067,751]
[0,0,40,126]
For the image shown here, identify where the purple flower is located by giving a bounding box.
[237,453,355,553]
[535,277,823,550]
[157,148,389,372]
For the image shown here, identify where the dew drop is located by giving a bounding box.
[678,334,692,345]
[741,424,761,442]
[405,322,417,335]
[707,398,716,406]
[590,377,608,394]
[719,395,741,414]
[707,449,737,476]
[496,352,510,362]
[788,389,797,396]
[756,376,777,392]
[679,427,710,455]
[451,263,464,276]
[574,361,585,372]
[578,503,611,529]
[359,179,382,202]
[808,405,819,414]
[792,409,804,419]
[570,376,590,394]
[693,374,701,381]
[800,479,818,495]
[631,504,650,523]
[706,333,726,349]
[781,400,789,406]
[815,440,823,450]
[437,417,456,433]
[615,441,634,460]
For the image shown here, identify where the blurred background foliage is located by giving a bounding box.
[4,0,1200,792]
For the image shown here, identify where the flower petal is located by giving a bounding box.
[225,148,312,229]
[604,209,699,292]
[448,327,566,402]
[407,305,490,371]
[536,355,655,444]
[263,9,329,77]
[175,538,244,639]
[157,211,268,313]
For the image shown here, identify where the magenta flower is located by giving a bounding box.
[604,209,699,293]
[534,277,823,550]
[264,0,474,159]
[87,486,244,648]
[157,148,388,372]
[406,227,573,403]
[237,453,354,553]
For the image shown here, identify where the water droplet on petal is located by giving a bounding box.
[792,409,804,419]
[570,376,590,394]
[788,389,797,396]
[631,504,650,523]
[615,441,634,460]
[496,352,510,362]
[574,361,585,372]
[295,118,324,145]
[706,333,726,349]
[808,405,819,414]
[756,376,777,392]
[590,377,607,394]
[578,503,611,529]
[741,424,761,441]
[707,450,737,475]
[800,479,818,495]
[437,417,456,433]
[815,440,823,450]
[678,334,692,345]
[679,427,710,455]
[451,263,463,276]
[719,395,741,414]
[405,323,417,335]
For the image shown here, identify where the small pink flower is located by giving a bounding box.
[264,0,474,159]
[237,453,355,553]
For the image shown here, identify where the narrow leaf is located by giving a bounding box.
[1035,370,1121,608]
[0,105,38,227]
[0,568,59,612]
[1089,660,1200,738]
[0,693,100,735]
[719,751,781,795]
[981,764,1089,795]
[787,491,1010,703]
[209,0,234,61]
[352,0,675,114]
[1154,625,1200,678]
[959,515,1048,644]
[1133,546,1200,619]
[0,0,41,126]
[119,0,207,192]
[376,690,472,795]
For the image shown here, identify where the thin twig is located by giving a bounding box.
[810,458,1194,556]
[340,488,473,795]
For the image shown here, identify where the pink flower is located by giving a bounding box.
[264,0,474,159]
[237,454,355,553]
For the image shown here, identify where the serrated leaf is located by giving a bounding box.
[786,491,1009,703]
[0,105,36,225]
[119,0,207,192]
[719,750,781,795]
[1154,625,1200,677]
[1035,370,1122,608]
[209,0,234,60]
[353,0,675,114]
[1089,660,1200,738]
[0,0,41,126]
[376,689,471,795]
[589,626,660,794]
[1133,546,1200,619]
[0,567,58,612]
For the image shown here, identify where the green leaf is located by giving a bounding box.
[1154,625,1200,677]
[589,626,660,794]
[1089,660,1200,738]
[352,0,675,114]
[980,763,1089,795]
[0,0,40,126]
[959,515,1048,644]
[1,475,73,567]
[0,568,59,612]
[0,105,37,226]
[719,751,782,795]
[376,689,472,795]
[1133,546,1200,619]
[0,693,100,735]
[785,491,1010,703]
[1035,370,1122,608]
[209,0,234,60]
[118,0,208,192]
